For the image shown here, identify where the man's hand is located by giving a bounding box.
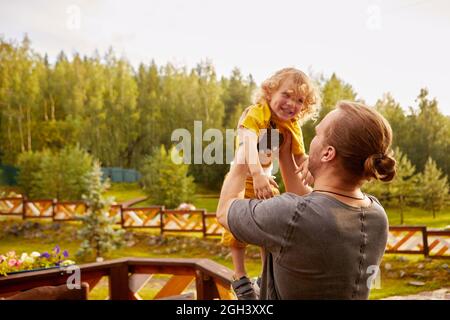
[252,172,278,199]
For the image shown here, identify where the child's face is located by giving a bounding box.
[268,77,305,121]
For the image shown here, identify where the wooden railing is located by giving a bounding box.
[0,258,235,300]
[0,197,222,237]
[1,196,449,258]
[386,226,450,259]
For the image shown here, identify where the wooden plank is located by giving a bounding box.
[156,292,195,300]
[214,279,235,300]
[83,274,104,292]
[390,231,418,251]
[130,265,196,276]
[128,274,153,300]
[195,259,234,285]
[153,275,194,299]
[129,274,153,293]
[108,263,131,300]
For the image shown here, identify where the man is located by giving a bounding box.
[216,101,396,299]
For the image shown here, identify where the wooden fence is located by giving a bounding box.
[1,196,449,258]
[0,257,235,300]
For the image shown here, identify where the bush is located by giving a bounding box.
[141,145,195,208]
[17,146,94,200]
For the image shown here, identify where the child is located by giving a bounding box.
[221,68,321,299]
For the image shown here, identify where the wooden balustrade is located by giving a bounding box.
[0,258,235,300]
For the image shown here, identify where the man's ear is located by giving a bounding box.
[321,146,336,163]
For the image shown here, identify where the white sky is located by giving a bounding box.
[1,0,449,114]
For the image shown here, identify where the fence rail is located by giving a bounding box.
[0,196,449,258]
[0,258,235,300]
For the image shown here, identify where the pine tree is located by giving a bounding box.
[388,148,418,224]
[419,157,449,218]
[77,161,125,261]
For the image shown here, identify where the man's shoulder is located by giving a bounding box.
[275,192,311,212]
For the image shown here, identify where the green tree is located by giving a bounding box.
[407,89,449,175]
[389,148,419,224]
[375,93,409,150]
[363,148,418,224]
[133,61,162,168]
[302,73,357,150]
[77,161,125,261]
[17,146,94,200]
[140,145,195,208]
[221,67,255,128]
[418,157,449,218]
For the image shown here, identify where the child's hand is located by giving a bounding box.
[252,173,278,199]
[295,157,314,187]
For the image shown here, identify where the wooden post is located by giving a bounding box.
[422,226,429,258]
[51,199,56,219]
[160,207,164,236]
[119,205,124,227]
[195,270,219,300]
[202,210,207,238]
[22,199,27,219]
[109,262,131,300]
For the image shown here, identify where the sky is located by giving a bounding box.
[1,0,449,115]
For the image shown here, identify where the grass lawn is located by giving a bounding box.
[104,182,147,203]
[384,207,450,228]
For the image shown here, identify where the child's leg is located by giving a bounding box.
[220,229,248,277]
[259,247,265,270]
[231,245,247,279]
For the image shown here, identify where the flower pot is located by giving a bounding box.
[4,266,61,276]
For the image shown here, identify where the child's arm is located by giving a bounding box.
[294,154,314,187]
[278,133,312,195]
[239,128,278,199]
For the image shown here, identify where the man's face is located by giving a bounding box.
[308,110,339,176]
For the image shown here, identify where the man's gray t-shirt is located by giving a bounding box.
[227,192,388,299]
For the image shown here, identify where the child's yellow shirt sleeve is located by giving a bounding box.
[238,102,306,156]
[239,104,271,135]
[271,116,306,156]
[289,121,306,156]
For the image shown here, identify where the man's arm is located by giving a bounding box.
[216,147,248,230]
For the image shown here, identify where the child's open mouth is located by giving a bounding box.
[281,108,295,117]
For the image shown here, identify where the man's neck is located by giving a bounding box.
[312,174,370,206]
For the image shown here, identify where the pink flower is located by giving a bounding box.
[8,259,17,267]
[15,260,22,267]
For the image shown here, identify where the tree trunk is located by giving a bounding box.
[50,95,55,120]
[18,105,25,152]
[399,195,404,225]
[26,106,32,151]
[44,100,49,121]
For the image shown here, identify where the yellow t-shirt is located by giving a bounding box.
[237,101,305,156]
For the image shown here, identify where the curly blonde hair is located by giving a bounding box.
[256,68,321,123]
